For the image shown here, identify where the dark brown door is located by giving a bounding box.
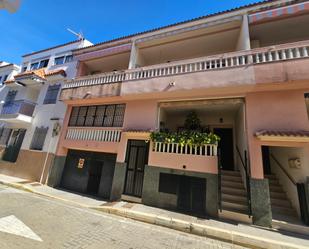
[87,160,103,195]
[214,128,234,171]
[178,176,206,216]
[124,140,149,197]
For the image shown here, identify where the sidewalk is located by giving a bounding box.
[1,174,309,249]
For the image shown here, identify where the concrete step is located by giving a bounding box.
[221,174,242,182]
[219,209,252,224]
[222,201,248,213]
[222,194,247,205]
[270,191,287,199]
[221,187,246,196]
[272,206,298,217]
[269,185,285,193]
[221,180,244,189]
[221,170,241,177]
[265,174,277,180]
[270,198,293,208]
[268,178,280,185]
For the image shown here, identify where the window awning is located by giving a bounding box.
[255,130,309,143]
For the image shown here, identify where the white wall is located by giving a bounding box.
[269,146,309,217]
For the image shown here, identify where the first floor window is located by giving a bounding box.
[43,84,61,104]
[30,127,48,150]
[68,104,126,127]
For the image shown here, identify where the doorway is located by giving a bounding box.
[124,140,149,198]
[2,129,26,162]
[213,128,234,171]
[178,176,206,216]
[262,146,271,175]
[87,160,103,195]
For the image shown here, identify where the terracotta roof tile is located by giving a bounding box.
[255,130,309,138]
[14,68,46,80]
[45,69,66,77]
[4,79,15,84]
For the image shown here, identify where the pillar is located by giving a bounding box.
[236,14,251,51]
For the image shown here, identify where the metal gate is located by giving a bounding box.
[124,140,149,197]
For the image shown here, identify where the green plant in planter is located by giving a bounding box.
[150,131,220,146]
[184,111,201,130]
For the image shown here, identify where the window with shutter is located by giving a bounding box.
[68,104,126,128]
[0,128,12,145]
[30,127,48,150]
[43,84,61,104]
[5,90,17,104]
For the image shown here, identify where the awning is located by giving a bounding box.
[255,130,309,143]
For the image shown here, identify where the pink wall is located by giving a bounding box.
[149,151,218,174]
[122,100,158,131]
[246,89,309,179]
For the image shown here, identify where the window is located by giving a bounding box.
[0,128,12,145]
[30,126,48,150]
[3,75,8,83]
[22,65,27,72]
[68,104,126,127]
[30,62,39,70]
[43,84,61,104]
[0,76,2,83]
[159,173,179,194]
[64,55,73,63]
[54,56,65,65]
[54,55,73,65]
[38,59,49,68]
[5,90,17,104]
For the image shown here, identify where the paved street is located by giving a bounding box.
[0,184,248,249]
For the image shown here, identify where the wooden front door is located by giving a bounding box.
[124,140,149,197]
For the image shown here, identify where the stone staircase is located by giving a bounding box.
[265,174,299,221]
[221,170,249,215]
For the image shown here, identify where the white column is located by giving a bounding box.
[128,40,141,69]
[236,14,251,51]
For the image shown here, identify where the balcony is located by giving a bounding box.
[149,142,218,174]
[0,100,36,125]
[61,40,309,100]
[62,127,122,154]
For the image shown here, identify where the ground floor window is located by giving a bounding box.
[30,127,48,150]
[0,127,12,145]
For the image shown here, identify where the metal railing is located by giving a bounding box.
[65,127,122,142]
[217,148,222,212]
[63,40,309,89]
[270,153,297,186]
[1,100,36,117]
[236,146,252,217]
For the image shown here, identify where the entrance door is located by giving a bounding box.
[178,176,206,216]
[87,160,103,195]
[214,128,234,171]
[262,146,271,175]
[2,129,26,162]
[124,140,149,197]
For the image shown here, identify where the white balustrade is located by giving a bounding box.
[63,42,309,89]
[65,128,121,142]
[152,142,217,156]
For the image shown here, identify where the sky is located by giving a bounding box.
[0,0,258,64]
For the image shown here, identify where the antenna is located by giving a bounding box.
[67,28,84,40]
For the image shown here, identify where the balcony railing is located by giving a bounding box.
[152,142,217,156]
[1,100,36,117]
[65,127,122,142]
[63,40,309,89]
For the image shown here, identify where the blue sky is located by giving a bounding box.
[0,0,258,64]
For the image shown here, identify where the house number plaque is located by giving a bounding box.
[77,158,85,169]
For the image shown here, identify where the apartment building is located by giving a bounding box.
[45,0,309,229]
[0,39,92,183]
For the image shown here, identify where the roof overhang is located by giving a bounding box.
[13,69,46,86]
[255,130,309,143]
[45,69,67,81]
[0,114,32,127]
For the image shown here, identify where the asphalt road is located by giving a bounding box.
[0,184,248,249]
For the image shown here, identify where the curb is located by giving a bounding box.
[1,180,307,249]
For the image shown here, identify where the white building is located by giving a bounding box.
[0,39,92,182]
